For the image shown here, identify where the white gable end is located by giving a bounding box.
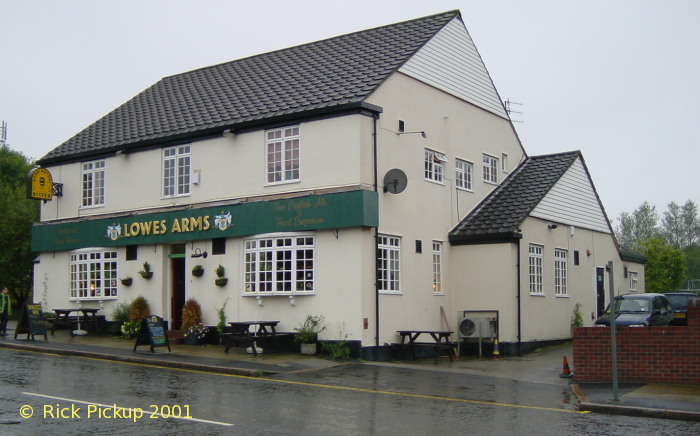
[399,17,509,119]
[531,158,611,233]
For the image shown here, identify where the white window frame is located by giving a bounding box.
[502,153,509,172]
[378,234,401,293]
[432,241,443,294]
[483,153,498,184]
[425,149,447,184]
[163,145,191,197]
[266,126,300,184]
[81,160,105,208]
[244,233,314,294]
[528,244,544,295]
[554,248,568,296]
[455,158,473,191]
[629,271,638,292]
[70,248,118,300]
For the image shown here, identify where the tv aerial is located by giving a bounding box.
[383,169,408,194]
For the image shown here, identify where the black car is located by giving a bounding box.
[663,292,698,326]
[594,293,673,327]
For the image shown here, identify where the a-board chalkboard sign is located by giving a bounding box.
[133,315,171,353]
[14,303,48,341]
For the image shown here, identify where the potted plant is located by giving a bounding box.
[192,265,204,277]
[295,314,326,355]
[129,296,150,322]
[185,322,208,346]
[139,262,153,279]
[182,297,203,345]
[215,264,228,287]
[120,277,133,286]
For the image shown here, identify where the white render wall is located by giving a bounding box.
[40,115,370,222]
[447,217,646,345]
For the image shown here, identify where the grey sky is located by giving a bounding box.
[1,0,698,222]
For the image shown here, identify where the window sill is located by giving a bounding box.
[456,187,474,193]
[555,294,569,298]
[243,292,315,297]
[79,204,105,210]
[265,179,301,187]
[424,178,445,186]
[69,297,117,302]
[433,292,445,296]
[529,293,546,297]
[162,193,191,199]
[379,291,403,295]
[483,180,499,186]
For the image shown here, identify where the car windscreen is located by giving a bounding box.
[613,298,650,313]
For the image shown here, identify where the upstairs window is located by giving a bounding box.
[267,126,300,184]
[629,272,638,292]
[163,145,191,197]
[455,158,473,190]
[81,160,105,207]
[425,149,447,183]
[483,153,498,184]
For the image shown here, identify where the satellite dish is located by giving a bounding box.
[383,169,408,194]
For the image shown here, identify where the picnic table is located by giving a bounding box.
[51,308,102,335]
[397,330,455,362]
[223,321,281,355]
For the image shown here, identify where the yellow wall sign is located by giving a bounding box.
[26,167,54,200]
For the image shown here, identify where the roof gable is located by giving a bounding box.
[399,17,508,118]
[449,151,581,243]
[530,158,611,233]
[38,11,460,164]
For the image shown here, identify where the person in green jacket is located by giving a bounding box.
[0,287,11,336]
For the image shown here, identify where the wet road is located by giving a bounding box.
[1,349,697,435]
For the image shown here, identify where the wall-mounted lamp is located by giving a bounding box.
[586,249,592,257]
[289,295,295,306]
[191,248,208,258]
[256,296,263,307]
[115,150,128,158]
[547,224,558,230]
[397,131,427,138]
[223,129,236,138]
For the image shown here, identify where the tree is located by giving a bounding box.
[637,237,686,292]
[662,201,683,248]
[680,200,700,247]
[615,201,660,252]
[0,146,39,311]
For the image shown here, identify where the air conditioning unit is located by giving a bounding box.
[458,316,493,339]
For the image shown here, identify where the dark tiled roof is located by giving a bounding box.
[38,10,460,164]
[449,151,581,243]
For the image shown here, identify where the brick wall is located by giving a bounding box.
[572,306,700,385]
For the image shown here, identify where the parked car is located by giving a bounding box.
[663,292,698,326]
[594,293,673,327]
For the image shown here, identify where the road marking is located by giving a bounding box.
[22,392,234,427]
[11,348,588,415]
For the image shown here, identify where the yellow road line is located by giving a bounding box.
[7,347,589,415]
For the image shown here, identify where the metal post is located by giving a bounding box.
[606,261,619,401]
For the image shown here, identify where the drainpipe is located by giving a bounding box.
[373,114,380,350]
[516,237,522,356]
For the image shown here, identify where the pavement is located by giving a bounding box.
[1,320,699,422]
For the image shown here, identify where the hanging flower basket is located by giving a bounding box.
[215,277,228,287]
[120,277,133,286]
[139,262,153,279]
[192,265,204,277]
